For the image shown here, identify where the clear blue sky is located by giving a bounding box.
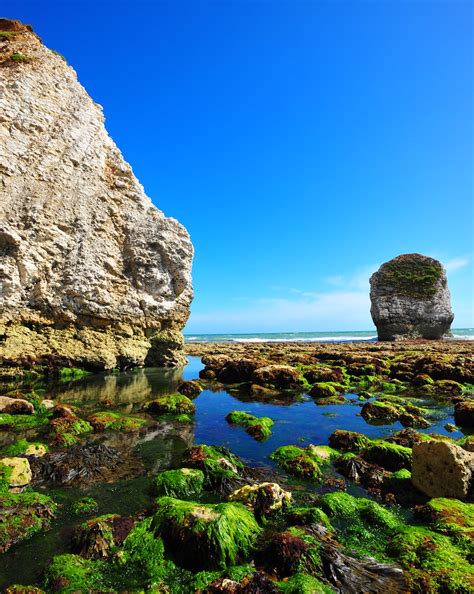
[5,0,473,332]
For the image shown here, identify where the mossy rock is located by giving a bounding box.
[87,411,148,433]
[417,498,474,544]
[229,482,292,517]
[374,253,443,298]
[151,497,261,570]
[309,382,345,399]
[387,525,474,592]
[182,444,245,493]
[361,400,400,425]
[0,490,57,553]
[43,554,109,592]
[153,468,205,498]
[261,526,323,578]
[0,413,50,432]
[362,440,412,471]
[226,410,274,441]
[318,492,402,558]
[270,445,322,480]
[328,430,371,452]
[143,393,195,415]
[286,506,332,530]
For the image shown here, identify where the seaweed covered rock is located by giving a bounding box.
[73,514,135,559]
[360,401,400,425]
[370,254,454,340]
[226,410,274,441]
[177,379,203,399]
[0,20,193,372]
[217,358,268,383]
[270,445,322,480]
[229,482,292,518]
[0,489,57,552]
[252,365,303,389]
[151,497,261,570]
[182,444,247,494]
[86,411,148,432]
[153,468,205,498]
[412,440,474,500]
[328,430,370,452]
[361,441,412,471]
[143,393,195,415]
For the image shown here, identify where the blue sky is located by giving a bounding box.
[6,1,473,332]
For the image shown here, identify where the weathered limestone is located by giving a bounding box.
[0,19,193,370]
[370,254,453,341]
[412,441,474,500]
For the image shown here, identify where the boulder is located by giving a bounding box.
[370,254,454,340]
[454,400,474,428]
[0,396,34,415]
[228,482,292,517]
[177,379,203,399]
[412,441,474,499]
[1,457,32,487]
[0,19,192,370]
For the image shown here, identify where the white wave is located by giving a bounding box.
[233,336,377,343]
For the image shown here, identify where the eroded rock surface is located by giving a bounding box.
[0,19,193,370]
[370,253,453,340]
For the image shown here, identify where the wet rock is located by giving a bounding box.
[303,365,345,384]
[370,253,454,340]
[454,399,474,428]
[0,457,32,487]
[143,393,195,415]
[361,401,399,424]
[252,365,303,389]
[225,410,274,441]
[217,358,267,383]
[29,443,143,488]
[73,514,135,559]
[328,430,370,452]
[0,396,34,415]
[229,482,292,518]
[412,440,474,500]
[270,445,322,480]
[309,382,345,399]
[362,441,412,471]
[152,497,261,570]
[335,454,388,491]
[177,379,203,398]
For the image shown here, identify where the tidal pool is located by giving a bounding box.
[0,356,461,589]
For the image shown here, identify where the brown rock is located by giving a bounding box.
[454,400,474,428]
[252,365,303,389]
[0,396,34,415]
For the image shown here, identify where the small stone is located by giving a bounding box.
[25,444,47,457]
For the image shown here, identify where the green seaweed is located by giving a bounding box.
[87,411,148,432]
[278,572,335,593]
[226,410,274,441]
[153,468,205,498]
[144,393,195,415]
[270,445,321,480]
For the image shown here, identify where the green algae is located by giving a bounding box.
[286,506,332,529]
[226,410,274,441]
[387,526,474,592]
[278,572,335,593]
[328,430,371,452]
[0,439,48,457]
[144,393,195,415]
[153,468,205,498]
[71,496,99,516]
[376,254,443,298]
[419,498,474,545]
[270,445,321,480]
[0,413,49,432]
[362,440,412,471]
[43,554,110,592]
[183,444,245,490]
[152,497,261,570]
[58,367,92,383]
[318,492,401,558]
[87,411,148,432]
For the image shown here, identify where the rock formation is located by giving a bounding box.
[0,19,193,370]
[370,253,453,341]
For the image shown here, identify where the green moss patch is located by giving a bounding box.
[71,497,99,516]
[152,497,261,570]
[182,444,245,492]
[270,445,322,480]
[278,572,334,593]
[226,410,274,441]
[143,393,195,415]
[375,254,443,298]
[362,440,412,471]
[87,411,148,433]
[153,468,205,499]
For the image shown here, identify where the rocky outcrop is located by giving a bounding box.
[370,254,453,341]
[0,19,193,370]
[412,440,474,500]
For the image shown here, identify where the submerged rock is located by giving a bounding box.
[0,19,193,371]
[412,440,474,500]
[370,254,454,340]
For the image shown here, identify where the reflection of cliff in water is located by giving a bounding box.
[53,366,186,405]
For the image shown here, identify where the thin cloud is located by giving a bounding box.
[444,257,469,273]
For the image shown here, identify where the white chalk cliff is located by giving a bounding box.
[0,19,193,369]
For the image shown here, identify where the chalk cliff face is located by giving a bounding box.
[370,254,453,341]
[0,19,193,369]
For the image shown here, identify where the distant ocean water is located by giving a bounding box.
[185,329,474,343]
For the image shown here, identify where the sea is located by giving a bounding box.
[185,328,474,343]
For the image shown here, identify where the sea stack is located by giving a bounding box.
[370,253,454,340]
[0,19,193,370]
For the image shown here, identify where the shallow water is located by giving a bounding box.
[0,356,464,589]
